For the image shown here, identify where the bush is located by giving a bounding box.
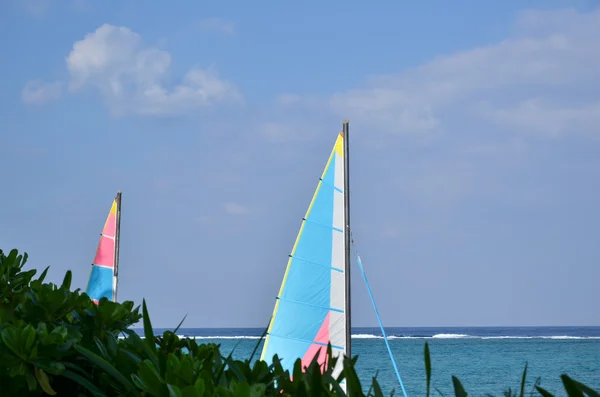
[0,248,383,397]
[0,248,598,397]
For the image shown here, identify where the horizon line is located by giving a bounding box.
[139,324,600,329]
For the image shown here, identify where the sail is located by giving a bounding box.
[86,192,121,304]
[261,132,347,376]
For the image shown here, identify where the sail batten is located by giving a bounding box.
[276,296,344,312]
[85,192,121,304]
[267,333,345,349]
[261,132,347,376]
[289,256,344,272]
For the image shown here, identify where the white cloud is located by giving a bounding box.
[223,202,252,215]
[289,8,600,136]
[65,24,242,116]
[198,17,235,35]
[263,7,600,228]
[21,80,62,104]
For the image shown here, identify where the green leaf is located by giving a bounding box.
[34,367,56,396]
[372,377,385,397]
[452,376,468,397]
[248,326,269,364]
[250,384,266,397]
[35,360,65,375]
[194,379,206,396]
[74,343,138,393]
[173,313,188,334]
[24,324,37,353]
[61,270,72,289]
[106,332,118,358]
[561,375,587,397]
[37,266,50,283]
[308,360,323,397]
[25,370,37,391]
[343,357,363,397]
[123,330,159,368]
[168,384,184,397]
[133,359,167,396]
[227,358,247,383]
[2,327,23,358]
[297,381,309,397]
[9,362,27,377]
[176,356,195,384]
[519,363,528,397]
[535,386,555,397]
[323,372,346,397]
[568,377,600,397]
[425,342,432,397]
[142,299,157,355]
[93,336,110,360]
[61,369,108,397]
[234,382,251,397]
[293,358,303,384]
[181,385,202,397]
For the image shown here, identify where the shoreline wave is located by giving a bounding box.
[176,333,600,341]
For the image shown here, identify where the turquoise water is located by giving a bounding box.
[148,327,600,397]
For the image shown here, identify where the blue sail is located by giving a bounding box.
[261,133,347,379]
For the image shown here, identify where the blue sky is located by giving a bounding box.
[1,0,599,328]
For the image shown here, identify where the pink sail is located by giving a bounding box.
[301,312,331,370]
[85,193,121,304]
[93,234,115,268]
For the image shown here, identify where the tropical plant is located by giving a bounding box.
[1,247,598,397]
[0,248,383,397]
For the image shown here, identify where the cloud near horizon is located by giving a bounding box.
[21,8,600,133]
[278,8,600,138]
[22,24,242,116]
[262,7,600,240]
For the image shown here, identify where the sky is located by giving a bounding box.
[1,0,599,328]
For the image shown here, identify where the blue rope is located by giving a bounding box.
[354,247,409,397]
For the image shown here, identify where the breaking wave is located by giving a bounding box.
[186,335,262,340]
[170,333,600,340]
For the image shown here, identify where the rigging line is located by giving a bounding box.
[350,231,409,397]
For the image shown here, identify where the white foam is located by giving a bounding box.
[121,333,600,341]
[351,334,383,339]
[541,335,599,340]
[431,333,468,339]
[188,336,262,340]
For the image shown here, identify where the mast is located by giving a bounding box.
[112,190,122,302]
[343,119,351,359]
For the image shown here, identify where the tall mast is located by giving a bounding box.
[113,190,122,302]
[343,119,352,359]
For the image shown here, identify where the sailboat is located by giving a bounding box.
[85,191,122,304]
[260,121,407,395]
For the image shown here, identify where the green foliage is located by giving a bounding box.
[0,248,142,396]
[1,247,598,397]
[0,248,385,396]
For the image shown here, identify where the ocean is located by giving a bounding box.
[142,326,600,397]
